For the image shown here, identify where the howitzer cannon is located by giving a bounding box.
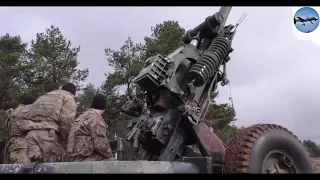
[0,6,314,174]
[123,6,314,173]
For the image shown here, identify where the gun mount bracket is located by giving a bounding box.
[184,101,201,125]
[221,78,230,86]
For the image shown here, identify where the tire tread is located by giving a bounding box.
[223,124,301,173]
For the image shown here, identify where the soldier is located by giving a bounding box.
[21,83,77,163]
[4,96,37,164]
[67,94,116,162]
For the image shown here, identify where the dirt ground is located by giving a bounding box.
[311,157,320,173]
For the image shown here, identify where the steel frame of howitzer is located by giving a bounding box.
[0,157,213,174]
[0,134,213,173]
[109,133,123,160]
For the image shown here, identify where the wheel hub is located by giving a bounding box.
[262,150,299,174]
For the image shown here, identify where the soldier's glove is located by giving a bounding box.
[29,154,44,163]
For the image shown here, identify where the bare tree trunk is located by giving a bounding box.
[0,88,9,110]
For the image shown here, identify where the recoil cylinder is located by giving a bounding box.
[187,37,231,87]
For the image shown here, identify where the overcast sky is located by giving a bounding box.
[1,6,319,143]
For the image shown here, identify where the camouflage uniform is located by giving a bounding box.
[4,105,30,164]
[19,90,77,163]
[67,109,115,162]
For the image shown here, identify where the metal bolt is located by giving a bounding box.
[195,108,201,115]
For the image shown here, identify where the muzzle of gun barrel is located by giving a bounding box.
[126,129,136,141]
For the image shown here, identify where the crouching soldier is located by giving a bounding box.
[4,96,37,164]
[67,94,116,162]
[22,83,77,163]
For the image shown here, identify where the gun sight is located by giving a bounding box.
[183,12,223,44]
[183,6,233,44]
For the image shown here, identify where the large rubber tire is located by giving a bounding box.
[223,124,314,173]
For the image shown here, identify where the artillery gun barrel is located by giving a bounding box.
[218,6,232,28]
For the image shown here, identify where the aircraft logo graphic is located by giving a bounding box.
[294,7,319,33]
